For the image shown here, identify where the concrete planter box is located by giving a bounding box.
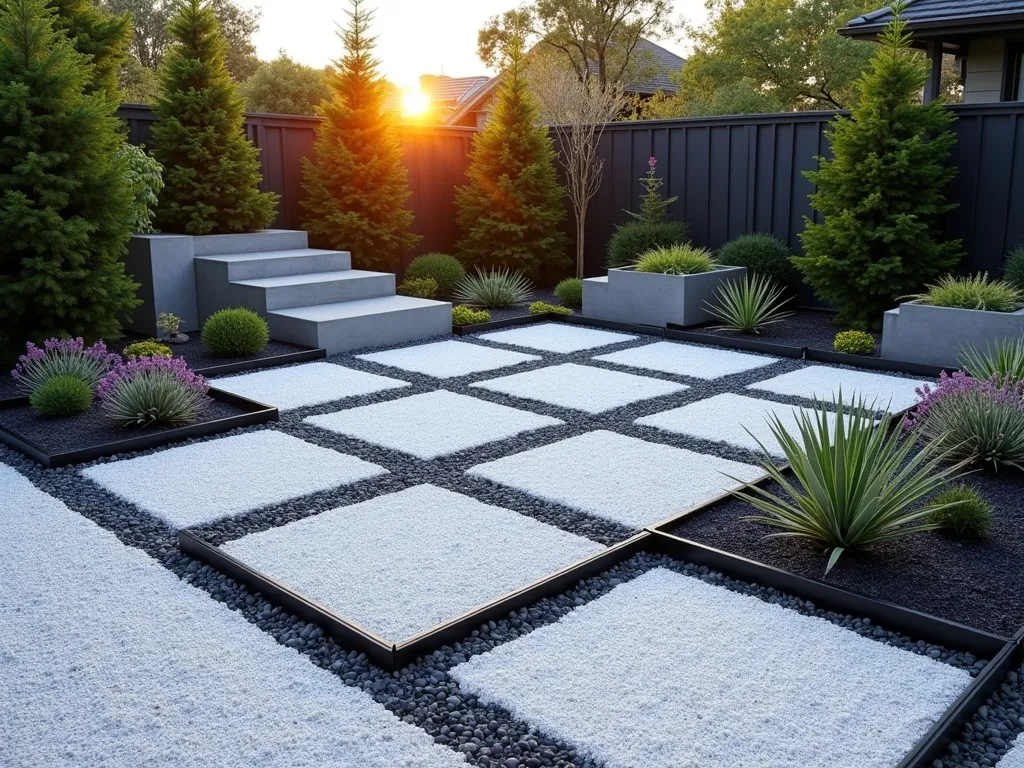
[583,265,747,328]
[882,300,1024,368]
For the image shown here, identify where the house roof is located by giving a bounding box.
[422,75,492,106]
[839,0,1024,40]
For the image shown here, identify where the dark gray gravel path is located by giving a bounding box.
[686,308,881,354]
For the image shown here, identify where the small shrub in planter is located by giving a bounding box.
[554,278,583,308]
[157,312,189,344]
[123,340,173,359]
[530,301,572,315]
[99,356,210,428]
[454,268,533,308]
[908,273,1023,313]
[834,330,875,355]
[404,254,464,297]
[607,220,690,269]
[959,338,1024,383]
[11,338,120,395]
[634,245,715,275]
[1004,245,1024,289]
[452,305,491,326]
[397,278,438,299]
[202,308,270,357]
[717,234,795,287]
[928,485,991,539]
[29,374,94,418]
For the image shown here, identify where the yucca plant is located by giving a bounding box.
[730,391,966,573]
[705,274,793,334]
[959,338,1024,383]
[454,267,533,307]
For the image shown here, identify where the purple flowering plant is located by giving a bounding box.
[99,356,210,428]
[11,338,121,394]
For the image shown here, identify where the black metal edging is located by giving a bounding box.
[0,388,278,468]
[803,347,947,378]
[453,312,666,339]
[555,313,666,337]
[665,327,806,358]
[452,313,557,335]
[193,347,327,377]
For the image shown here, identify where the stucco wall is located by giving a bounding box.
[964,38,1007,103]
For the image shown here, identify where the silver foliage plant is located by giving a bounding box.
[454,267,534,307]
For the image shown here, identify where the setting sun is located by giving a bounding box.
[401,87,431,118]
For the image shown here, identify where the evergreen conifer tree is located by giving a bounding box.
[300,0,419,272]
[0,0,139,359]
[50,0,131,97]
[454,40,568,279]
[151,0,277,235]
[794,2,961,329]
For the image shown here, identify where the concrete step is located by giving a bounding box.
[196,249,352,282]
[192,229,309,257]
[230,270,396,312]
[268,296,452,354]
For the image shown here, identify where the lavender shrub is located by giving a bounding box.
[99,356,210,428]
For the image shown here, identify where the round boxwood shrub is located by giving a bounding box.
[718,234,795,287]
[202,308,270,357]
[607,220,690,269]
[833,330,875,355]
[927,485,991,539]
[29,374,93,417]
[553,278,583,308]
[123,340,173,359]
[404,253,465,297]
[635,245,715,275]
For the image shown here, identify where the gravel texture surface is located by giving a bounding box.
[223,484,604,642]
[999,736,1024,767]
[594,340,778,379]
[937,665,1024,767]
[453,567,971,768]
[358,340,539,378]
[748,364,928,412]
[686,308,880,353]
[479,323,635,353]
[478,289,562,322]
[112,334,318,371]
[0,462,465,768]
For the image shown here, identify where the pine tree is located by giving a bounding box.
[0,0,139,360]
[793,1,961,329]
[151,0,277,235]
[49,0,131,97]
[300,0,419,272]
[454,41,568,279]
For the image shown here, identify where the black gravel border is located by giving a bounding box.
[686,307,881,355]
[939,660,1024,767]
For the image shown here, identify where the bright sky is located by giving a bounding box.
[235,0,710,87]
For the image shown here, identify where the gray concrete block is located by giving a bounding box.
[122,235,199,335]
[882,301,1024,368]
[233,270,395,311]
[191,229,308,257]
[198,249,351,281]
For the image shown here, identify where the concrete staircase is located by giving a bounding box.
[194,231,451,354]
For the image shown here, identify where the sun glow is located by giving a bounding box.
[401,87,431,118]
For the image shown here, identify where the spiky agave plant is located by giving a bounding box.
[728,391,967,573]
[453,267,534,307]
[959,337,1024,383]
[705,274,793,334]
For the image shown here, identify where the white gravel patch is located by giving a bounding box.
[452,567,970,768]
[305,390,562,459]
[637,392,843,457]
[748,365,928,413]
[471,363,687,414]
[222,484,604,642]
[478,323,634,353]
[81,430,386,529]
[594,341,777,379]
[356,339,539,378]
[999,737,1024,767]
[211,362,409,411]
[467,430,762,528]
[0,463,465,768]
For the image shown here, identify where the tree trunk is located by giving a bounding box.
[575,207,587,279]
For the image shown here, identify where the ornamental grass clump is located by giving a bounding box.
[959,338,1024,383]
[927,485,991,539]
[99,356,209,428]
[11,338,120,395]
[553,278,583,308]
[634,245,715,275]
[606,220,691,269]
[705,275,792,334]
[909,273,1022,313]
[454,268,533,307]
[732,392,966,573]
[29,375,94,418]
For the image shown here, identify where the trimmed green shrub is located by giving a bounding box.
[607,220,690,269]
[834,330,875,355]
[928,485,991,539]
[452,305,491,326]
[960,338,1024,383]
[29,374,93,417]
[706,275,792,334]
[553,278,583,308]
[1005,245,1024,289]
[201,308,269,357]
[454,268,533,308]
[397,278,438,299]
[910,273,1022,313]
[123,340,173,359]
[404,253,464,297]
[717,234,795,288]
[635,245,715,275]
[530,301,572,315]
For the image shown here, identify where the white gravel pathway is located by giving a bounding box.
[452,567,970,768]
[0,463,464,768]
[222,484,604,642]
[305,390,562,459]
[594,341,777,379]
[478,323,635,353]
[748,365,927,413]
[999,737,1024,767]
[210,362,409,411]
[82,430,386,529]
[357,339,539,378]
[467,430,762,528]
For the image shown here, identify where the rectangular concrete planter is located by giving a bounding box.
[583,265,747,328]
[882,301,1024,369]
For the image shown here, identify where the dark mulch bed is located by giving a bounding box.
[480,289,568,322]
[669,467,1024,637]
[685,309,881,355]
[0,375,20,402]
[0,397,241,454]
[109,335,316,373]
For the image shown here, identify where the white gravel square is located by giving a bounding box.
[999,737,1024,768]
[0,463,465,768]
[637,392,844,457]
[467,430,762,528]
[211,362,409,411]
[478,323,634,353]
[304,390,562,459]
[356,339,539,378]
[222,484,604,642]
[452,567,970,768]
[594,341,777,379]
[471,363,687,414]
[81,430,386,529]
[748,365,928,413]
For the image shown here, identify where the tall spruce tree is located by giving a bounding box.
[0,0,139,359]
[794,2,961,329]
[151,0,277,235]
[301,0,419,272]
[454,38,568,279]
[50,0,131,97]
